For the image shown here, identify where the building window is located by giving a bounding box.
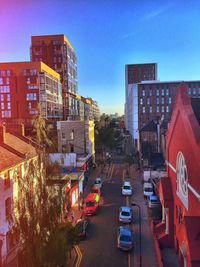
[156,106,159,113]
[166,88,169,96]
[70,130,74,140]
[147,98,150,105]
[161,106,164,112]
[70,144,74,153]
[62,132,66,139]
[142,106,145,113]
[1,102,4,110]
[149,106,152,113]
[26,93,37,101]
[30,69,37,76]
[142,89,145,96]
[156,89,159,96]
[161,97,164,104]
[193,88,196,95]
[149,89,152,96]
[168,97,172,104]
[140,98,143,105]
[0,94,4,101]
[7,94,10,101]
[166,105,169,112]
[156,98,159,104]
[5,197,12,221]
[7,102,11,110]
[0,77,3,85]
[161,89,165,96]
[4,171,11,189]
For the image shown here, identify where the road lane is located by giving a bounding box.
[79,164,131,267]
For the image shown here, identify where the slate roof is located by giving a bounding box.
[0,132,37,172]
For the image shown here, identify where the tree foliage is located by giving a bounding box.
[14,115,78,267]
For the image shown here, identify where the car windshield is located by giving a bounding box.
[151,199,158,203]
[145,188,153,192]
[120,235,131,242]
[121,211,130,216]
[86,201,96,207]
[124,185,131,190]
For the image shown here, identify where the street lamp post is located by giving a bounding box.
[132,202,142,267]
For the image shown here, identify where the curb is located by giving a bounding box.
[150,221,164,267]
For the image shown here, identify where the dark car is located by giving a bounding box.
[75,218,90,238]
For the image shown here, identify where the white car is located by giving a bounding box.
[143,182,154,197]
[119,206,133,223]
[93,177,102,189]
[122,181,132,196]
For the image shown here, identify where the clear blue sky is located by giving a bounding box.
[0,0,200,115]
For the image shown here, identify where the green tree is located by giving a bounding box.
[14,115,78,267]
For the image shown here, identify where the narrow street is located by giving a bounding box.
[77,162,158,267]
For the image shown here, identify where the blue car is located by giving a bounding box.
[117,226,133,251]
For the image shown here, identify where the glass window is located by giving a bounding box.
[156,98,159,104]
[150,106,152,113]
[70,130,74,140]
[62,132,66,139]
[7,102,11,109]
[0,78,3,85]
[166,89,169,95]
[30,69,37,76]
[147,98,150,105]
[161,97,164,104]
[161,89,165,96]
[193,88,196,95]
[162,106,164,112]
[142,106,145,113]
[169,97,172,104]
[156,106,159,112]
[140,98,143,105]
[156,89,159,96]
[1,95,4,101]
[149,89,152,96]
[166,106,169,112]
[142,89,145,96]
[1,102,4,110]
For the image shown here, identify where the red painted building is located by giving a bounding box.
[154,83,200,267]
[0,61,62,124]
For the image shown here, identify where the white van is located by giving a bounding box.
[143,182,154,197]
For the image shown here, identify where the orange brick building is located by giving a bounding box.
[31,34,78,120]
[0,61,62,124]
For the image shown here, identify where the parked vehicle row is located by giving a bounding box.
[117,179,134,251]
[75,177,103,238]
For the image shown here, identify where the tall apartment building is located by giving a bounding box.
[0,61,62,124]
[126,79,200,148]
[31,34,78,120]
[125,63,157,128]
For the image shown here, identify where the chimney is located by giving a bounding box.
[0,124,6,144]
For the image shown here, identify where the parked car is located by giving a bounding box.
[117,226,133,251]
[83,193,100,216]
[93,177,103,190]
[147,195,161,208]
[122,181,133,196]
[91,185,101,195]
[75,218,90,238]
[143,182,154,197]
[119,206,133,223]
